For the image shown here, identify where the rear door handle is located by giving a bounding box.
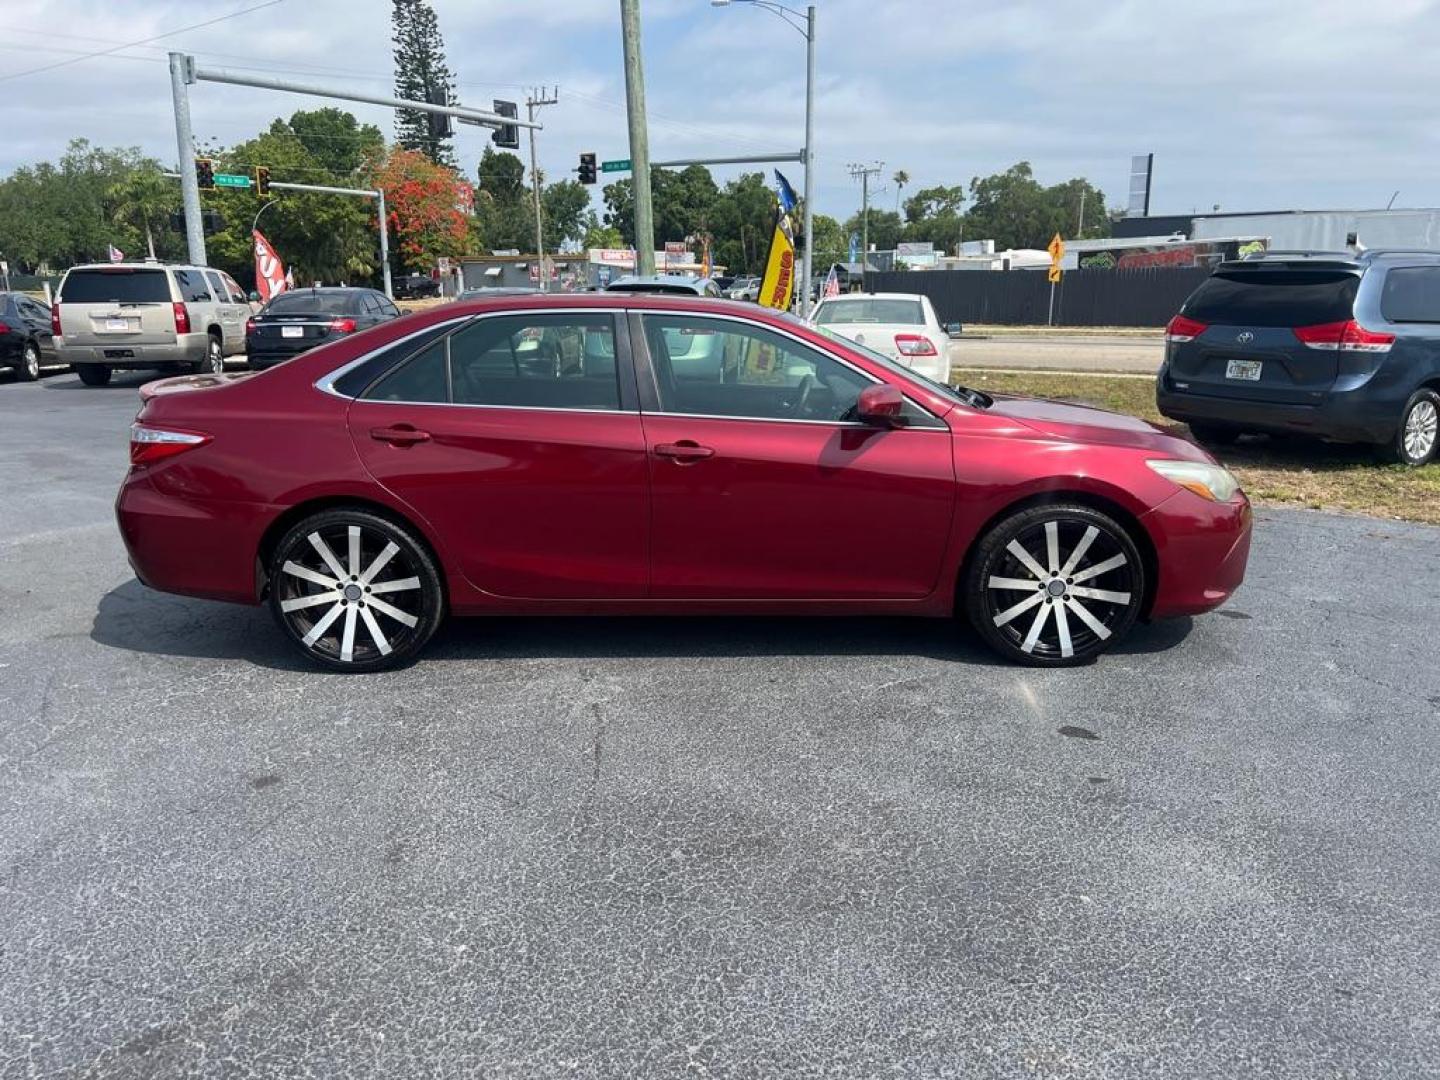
[370,424,431,446]
[654,440,715,462]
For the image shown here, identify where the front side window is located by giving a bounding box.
[642,315,872,423]
[173,269,213,304]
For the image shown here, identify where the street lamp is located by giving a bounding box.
[711,0,816,318]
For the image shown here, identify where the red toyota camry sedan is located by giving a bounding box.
[117,293,1251,671]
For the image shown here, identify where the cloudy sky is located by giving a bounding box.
[5,0,1440,225]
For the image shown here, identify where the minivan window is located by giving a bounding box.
[173,269,213,304]
[1380,267,1440,323]
[1182,270,1360,327]
[60,268,171,304]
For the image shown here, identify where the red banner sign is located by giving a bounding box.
[252,229,287,302]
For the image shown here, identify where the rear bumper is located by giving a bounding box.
[1156,367,1403,444]
[58,333,208,369]
[1141,491,1252,618]
[116,471,269,604]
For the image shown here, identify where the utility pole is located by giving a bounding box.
[848,161,882,276]
[527,87,559,291]
[168,52,206,265]
[620,0,655,275]
[1077,187,1087,238]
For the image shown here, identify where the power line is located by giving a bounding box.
[0,0,285,84]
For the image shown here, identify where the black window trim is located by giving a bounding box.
[627,309,948,431]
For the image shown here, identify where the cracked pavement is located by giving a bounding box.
[1,371,1437,1078]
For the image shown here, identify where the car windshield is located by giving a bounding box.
[1183,270,1361,327]
[60,269,170,304]
[264,291,355,315]
[798,318,988,408]
[814,298,924,325]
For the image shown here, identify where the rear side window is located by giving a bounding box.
[331,322,455,398]
[173,269,213,303]
[1183,271,1359,327]
[1380,268,1440,323]
[365,340,448,402]
[60,269,170,304]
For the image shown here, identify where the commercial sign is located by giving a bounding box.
[896,241,934,256]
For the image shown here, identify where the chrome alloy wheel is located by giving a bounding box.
[273,522,427,665]
[1403,399,1437,462]
[982,516,1140,662]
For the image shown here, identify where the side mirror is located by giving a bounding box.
[855,383,904,426]
[944,321,963,338]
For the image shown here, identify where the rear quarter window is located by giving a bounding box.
[1182,271,1360,327]
[1379,267,1440,323]
[59,269,171,304]
[173,269,213,304]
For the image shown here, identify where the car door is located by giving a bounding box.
[634,311,956,600]
[20,297,56,358]
[347,309,650,599]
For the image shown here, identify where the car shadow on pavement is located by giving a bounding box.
[92,578,1194,671]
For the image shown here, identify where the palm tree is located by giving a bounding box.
[893,169,910,214]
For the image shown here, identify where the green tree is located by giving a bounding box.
[542,179,591,246]
[808,212,845,268]
[391,0,457,167]
[581,213,623,250]
[703,172,776,276]
[842,208,903,255]
[474,145,531,251]
[962,162,1109,249]
[108,166,185,262]
[901,183,966,251]
[892,169,909,213]
[285,108,383,176]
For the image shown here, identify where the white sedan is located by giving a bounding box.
[810,292,953,383]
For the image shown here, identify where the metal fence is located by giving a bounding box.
[862,267,1213,327]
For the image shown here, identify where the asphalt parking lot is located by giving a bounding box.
[2,370,1438,1079]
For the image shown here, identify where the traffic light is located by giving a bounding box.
[578,152,596,185]
[195,157,214,190]
[491,100,519,149]
[254,166,270,199]
[427,85,453,142]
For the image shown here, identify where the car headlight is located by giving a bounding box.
[1146,459,1242,502]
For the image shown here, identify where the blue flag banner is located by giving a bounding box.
[773,170,799,215]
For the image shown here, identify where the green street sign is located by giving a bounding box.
[214,173,252,189]
[601,159,631,173]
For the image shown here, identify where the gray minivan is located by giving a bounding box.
[54,263,250,386]
[1157,249,1440,465]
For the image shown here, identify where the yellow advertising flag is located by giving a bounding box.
[757,220,796,311]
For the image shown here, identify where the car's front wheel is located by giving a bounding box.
[268,508,445,671]
[964,504,1145,667]
[1392,389,1439,466]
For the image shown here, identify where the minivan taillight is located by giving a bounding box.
[1164,314,1207,343]
[328,317,357,333]
[51,303,62,337]
[129,423,211,466]
[894,333,937,356]
[1293,319,1395,353]
[172,302,191,335]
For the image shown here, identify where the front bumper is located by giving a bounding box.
[1141,490,1253,618]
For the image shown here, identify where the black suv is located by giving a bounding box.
[1157,250,1440,465]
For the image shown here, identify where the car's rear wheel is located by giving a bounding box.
[76,365,111,387]
[195,333,224,375]
[1392,389,1439,466]
[1187,422,1241,446]
[964,504,1145,667]
[18,341,41,381]
[268,509,445,672]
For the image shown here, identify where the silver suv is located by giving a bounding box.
[54,262,250,386]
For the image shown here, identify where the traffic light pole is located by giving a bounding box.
[169,53,206,266]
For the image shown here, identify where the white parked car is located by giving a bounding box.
[810,292,953,383]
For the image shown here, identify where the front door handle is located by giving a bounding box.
[654,440,715,462]
[370,424,431,447]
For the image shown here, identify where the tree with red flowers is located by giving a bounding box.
[369,146,471,273]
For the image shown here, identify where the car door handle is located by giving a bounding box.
[370,424,431,446]
[654,440,715,462]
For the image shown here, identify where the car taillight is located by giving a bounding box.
[172,302,191,335]
[51,303,61,337]
[1293,319,1395,353]
[894,333,937,356]
[0,323,9,335]
[129,423,211,466]
[1164,314,1207,343]
[245,317,256,335]
[328,317,357,333]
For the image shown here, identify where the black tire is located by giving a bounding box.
[18,341,41,381]
[76,364,112,387]
[268,508,445,672]
[1390,389,1439,466]
[195,333,225,375]
[1187,422,1241,446]
[964,503,1145,667]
